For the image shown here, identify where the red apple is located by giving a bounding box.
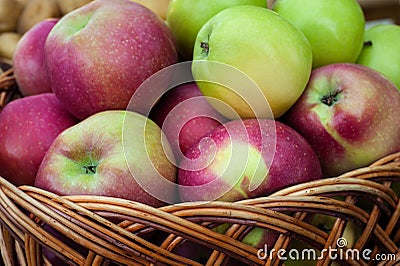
[12,18,58,96]
[149,82,228,162]
[177,119,322,202]
[35,110,177,207]
[283,63,400,177]
[44,0,178,120]
[0,93,78,186]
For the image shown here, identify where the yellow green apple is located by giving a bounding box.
[192,5,312,119]
[356,24,400,90]
[273,0,365,68]
[166,0,267,60]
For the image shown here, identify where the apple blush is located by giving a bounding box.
[283,63,400,177]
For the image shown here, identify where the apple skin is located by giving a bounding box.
[34,110,177,207]
[12,18,58,96]
[0,93,78,186]
[166,0,267,60]
[177,119,322,202]
[356,24,400,90]
[272,0,365,68]
[44,0,178,120]
[192,5,312,119]
[149,82,228,162]
[283,63,400,177]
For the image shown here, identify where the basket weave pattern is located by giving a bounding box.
[0,67,400,265]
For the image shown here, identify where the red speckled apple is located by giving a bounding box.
[149,82,228,162]
[178,119,322,202]
[0,93,78,186]
[12,18,58,96]
[44,0,178,119]
[283,63,400,177]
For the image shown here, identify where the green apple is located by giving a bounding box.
[273,0,365,68]
[356,24,400,90]
[44,0,178,119]
[166,0,267,60]
[192,5,312,119]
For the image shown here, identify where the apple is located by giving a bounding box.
[12,18,58,96]
[166,0,267,60]
[356,24,400,90]
[227,227,280,265]
[272,0,365,68]
[44,0,178,120]
[283,63,400,177]
[35,110,177,207]
[130,0,170,20]
[149,82,228,162]
[177,119,322,202]
[192,5,312,119]
[0,93,78,186]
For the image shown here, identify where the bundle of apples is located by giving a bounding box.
[0,0,400,264]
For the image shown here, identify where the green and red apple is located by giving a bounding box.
[178,119,322,202]
[283,63,400,177]
[35,110,177,207]
[272,0,365,68]
[12,18,58,96]
[0,93,78,186]
[44,0,178,120]
[356,24,400,90]
[192,5,312,119]
[166,0,267,60]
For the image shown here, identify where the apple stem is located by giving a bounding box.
[84,165,97,174]
[321,90,341,106]
[363,40,373,47]
[200,42,209,55]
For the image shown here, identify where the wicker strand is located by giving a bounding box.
[0,154,397,265]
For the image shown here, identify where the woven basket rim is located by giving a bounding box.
[0,152,398,265]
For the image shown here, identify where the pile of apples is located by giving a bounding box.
[0,0,400,261]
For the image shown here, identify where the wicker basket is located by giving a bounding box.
[1,64,400,266]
